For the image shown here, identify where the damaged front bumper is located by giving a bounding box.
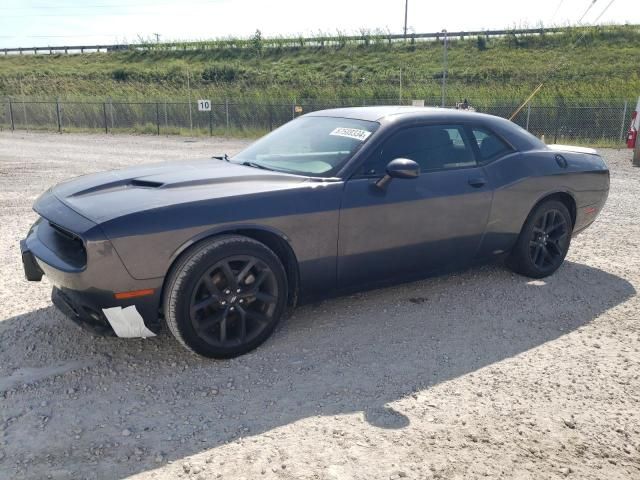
[52,286,115,336]
[52,287,157,337]
[21,191,163,337]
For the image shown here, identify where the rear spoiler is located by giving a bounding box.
[547,144,598,155]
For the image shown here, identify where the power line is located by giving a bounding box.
[509,0,618,119]
[551,0,566,19]
[577,0,598,24]
[553,0,617,69]
[590,0,616,23]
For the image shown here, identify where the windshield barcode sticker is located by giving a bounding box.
[329,127,372,142]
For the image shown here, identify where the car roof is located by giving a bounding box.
[306,106,431,121]
[305,106,546,151]
[306,106,489,122]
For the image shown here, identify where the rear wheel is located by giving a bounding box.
[164,235,287,358]
[508,200,572,278]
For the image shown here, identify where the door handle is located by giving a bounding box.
[468,177,487,188]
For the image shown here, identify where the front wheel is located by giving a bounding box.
[163,235,288,358]
[508,200,572,278]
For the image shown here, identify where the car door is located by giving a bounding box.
[337,123,493,289]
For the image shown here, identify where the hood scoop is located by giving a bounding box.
[129,179,164,188]
[68,178,165,198]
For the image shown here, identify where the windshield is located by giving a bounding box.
[232,116,379,176]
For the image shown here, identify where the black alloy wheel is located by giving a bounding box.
[164,235,287,358]
[189,255,278,348]
[508,200,572,278]
[528,209,569,270]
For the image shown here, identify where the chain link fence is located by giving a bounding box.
[0,97,632,145]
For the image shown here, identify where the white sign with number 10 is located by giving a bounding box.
[197,99,211,112]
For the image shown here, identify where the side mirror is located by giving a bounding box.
[375,158,420,189]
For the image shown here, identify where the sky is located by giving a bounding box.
[0,0,638,49]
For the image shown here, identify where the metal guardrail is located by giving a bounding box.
[0,26,593,55]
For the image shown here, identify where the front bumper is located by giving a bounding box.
[21,193,164,336]
[52,286,115,336]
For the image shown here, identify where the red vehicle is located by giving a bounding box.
[627,97,640,149]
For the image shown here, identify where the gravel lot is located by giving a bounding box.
[0,132,638,480]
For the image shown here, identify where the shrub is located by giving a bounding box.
[201,65,243,83]
[112,69,132,82]
[251,29,263,56]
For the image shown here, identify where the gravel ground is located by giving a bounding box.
[0,132,638,480]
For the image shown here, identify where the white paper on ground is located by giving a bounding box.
[102,306,156,338]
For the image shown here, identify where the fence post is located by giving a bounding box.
[619,101,628,144]
[553,100,563,144]
[225,99,229,134]
[155,102,160,135]
[525,103,531,131]
[109,97,114,130]
[292,98,296,120]
[55,97,62,133]
[21,97,28,132]
[164,102,168,129]
[8,98,14,131]
[103,103,108,134]
[209,108,213,137]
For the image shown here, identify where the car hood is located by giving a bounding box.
[47,159,308,223]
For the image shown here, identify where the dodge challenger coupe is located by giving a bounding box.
[21,107,609,358]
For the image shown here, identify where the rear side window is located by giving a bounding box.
[471,128,513,164]
[361,124,477,175]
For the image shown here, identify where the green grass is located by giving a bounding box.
[1,25,638,104]
[55,125,267,137]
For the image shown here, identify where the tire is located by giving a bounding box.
[508,200,572,279]
[163,235,288,358]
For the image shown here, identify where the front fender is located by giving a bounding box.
[166,223,294,267]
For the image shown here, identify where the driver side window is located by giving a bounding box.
[360,124,476,176]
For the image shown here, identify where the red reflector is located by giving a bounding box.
[114,289,155,300]
[584,207,597,215]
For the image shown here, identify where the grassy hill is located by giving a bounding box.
[1,25,639,105]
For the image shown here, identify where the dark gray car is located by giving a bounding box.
[21,107,609,357]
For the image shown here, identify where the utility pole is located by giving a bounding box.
[153,33,161,44]
[403,0,409,40]
[441,29,448,108]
